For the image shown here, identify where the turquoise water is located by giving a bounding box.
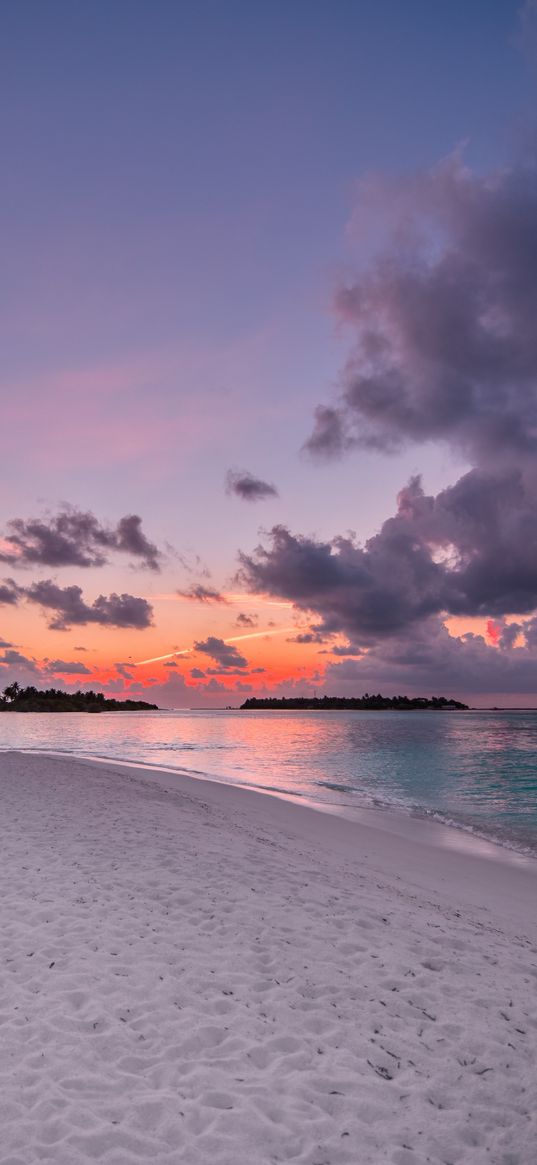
[1,708,537,855]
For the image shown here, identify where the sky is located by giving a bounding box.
[2,0,537,708]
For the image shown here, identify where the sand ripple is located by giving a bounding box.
[0,751,536,1164]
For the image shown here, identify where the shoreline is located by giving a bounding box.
[11,747,537,928]
[1,749,536,1163]
[3,706,537,867]
[11,743,537,872]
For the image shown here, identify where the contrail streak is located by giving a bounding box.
[224,628,296,645]
[135,626,296,666]
[147,592,292,607]
[136,648,191,665]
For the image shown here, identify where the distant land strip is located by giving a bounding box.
[240,695,469,711]
[0,685,158,714]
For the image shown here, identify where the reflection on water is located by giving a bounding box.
[2,708,537,855]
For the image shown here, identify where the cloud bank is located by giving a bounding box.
[305,156,537,468]
[240,466,537,642]
[241,157,537,697]
[325,618,537,698]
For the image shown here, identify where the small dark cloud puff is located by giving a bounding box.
[288,631,327,644]
[226,470,279,503]
[178,584,229,603]
[46,659,93,675]
[0,580,20,605]
[305,406,351,460]
[0,508,162,571]
[194,636,248,670]
[235,612,258,627]
[190,667,206,679]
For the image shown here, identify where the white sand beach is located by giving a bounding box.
[1,751,536,1165]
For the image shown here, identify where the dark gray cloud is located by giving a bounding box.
[204,678,228,693]
[24,580,153,631]
[0,580,20,605]
[394,469,537,617]
[0,508,162,571]
[46,660,93,675]
[238,463,537,642]
[306,406,352,460]
[194,636,248,670]
[178,584,229,603]
[239,521,439,641]
[0,649,40,674]
[235,612,258,627]
[190,667,206,678]
[104,679,130,694]
[305,158,537,468]
[288,631,327,644]
[226,470,279,502]
[114,515,162,571]
[236,158,537,695]
[114,662,134,680]
[0,638,13,648]
[324,617,537,698]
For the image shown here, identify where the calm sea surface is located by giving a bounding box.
[2,708,537,856]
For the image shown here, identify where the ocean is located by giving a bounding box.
[2,708,537,858]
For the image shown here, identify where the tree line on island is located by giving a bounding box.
[0,683,468,713]
[0,683,158,713]
[240,694,469,711]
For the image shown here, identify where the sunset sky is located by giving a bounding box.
[2,0,537,707]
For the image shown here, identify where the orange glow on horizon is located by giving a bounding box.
[135,625,298,666]
[444,614,523,644]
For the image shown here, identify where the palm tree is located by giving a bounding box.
[3,682,21,703]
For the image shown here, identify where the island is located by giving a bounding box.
[0,684,158,713]
[240,694,468,711]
